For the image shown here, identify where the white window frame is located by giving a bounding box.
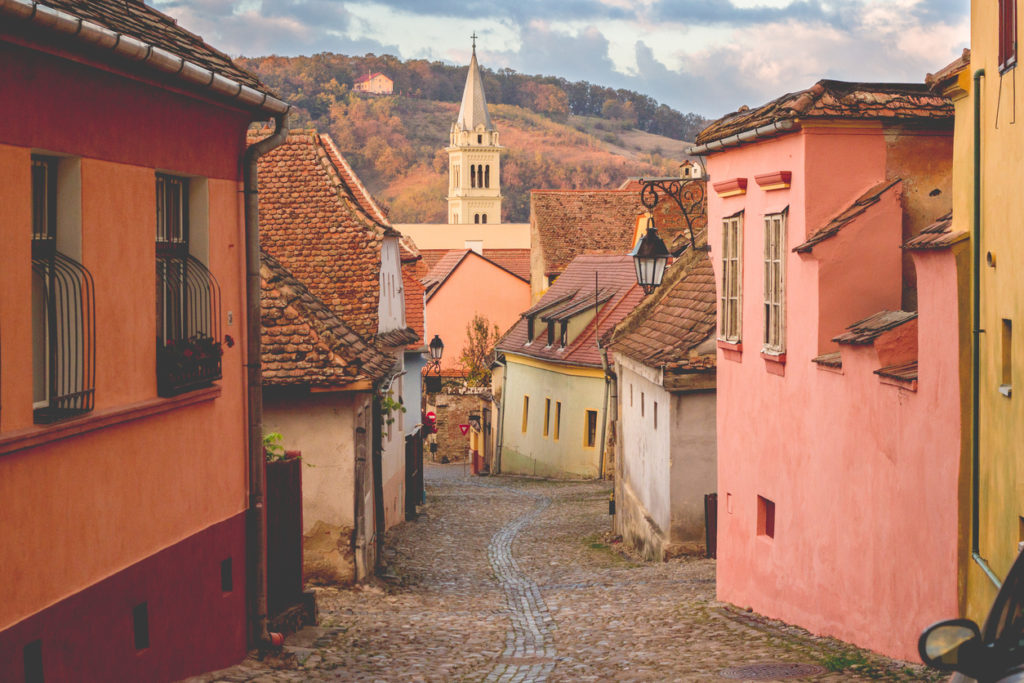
[762,210,787,354]
[720,212,743,343]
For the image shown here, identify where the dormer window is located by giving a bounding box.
[559,322,568,348]
[527,317,535,343]
[478,134,483,144]
[547,323,554,347]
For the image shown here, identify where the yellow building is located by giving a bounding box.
[931,0,1024,622]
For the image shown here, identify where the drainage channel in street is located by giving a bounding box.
[718,662,828,679]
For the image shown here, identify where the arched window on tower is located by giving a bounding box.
[474,214,480,224]
[470,164,476,188]
[477,166,483,188]
[485,165,490,188]
[482,214,487,224]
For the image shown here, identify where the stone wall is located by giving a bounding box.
[427,391,489,463]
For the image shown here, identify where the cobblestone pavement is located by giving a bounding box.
[186,465,942,682]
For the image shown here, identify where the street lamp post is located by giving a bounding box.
[425,335,444,393]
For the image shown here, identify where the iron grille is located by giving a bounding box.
[156,254,222,396]
[31,247,96,423]
[31,156,95,424]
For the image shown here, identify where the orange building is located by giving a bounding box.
[420,248,531,376]
[0,1,289,680]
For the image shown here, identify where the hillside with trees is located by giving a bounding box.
[238,53,710,223]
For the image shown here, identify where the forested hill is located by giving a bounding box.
[237,53,709,223]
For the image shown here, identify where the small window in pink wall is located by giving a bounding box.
[757,495,775,539]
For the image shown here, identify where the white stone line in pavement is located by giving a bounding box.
[479,485,556,683]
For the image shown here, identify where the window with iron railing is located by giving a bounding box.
[31,155,95,423]
[156,173,221,397]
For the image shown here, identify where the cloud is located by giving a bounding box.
[153,0,397,56]
[152,0,969,116]
[346,0,633,22]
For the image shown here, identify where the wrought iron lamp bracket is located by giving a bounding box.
[638,177,709,253]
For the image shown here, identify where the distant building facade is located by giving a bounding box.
[495,255,643,478]
[353,72,393,95]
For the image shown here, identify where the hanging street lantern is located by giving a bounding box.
[428,334,444,363]
[632,216,670,295]
[425,335,444,394]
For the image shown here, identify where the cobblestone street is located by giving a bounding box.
[188,465,941,682]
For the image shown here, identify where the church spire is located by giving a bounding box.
[455,36,494,133]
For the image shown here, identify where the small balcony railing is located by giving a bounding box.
[156,254,222,397]
[31,247,96,423]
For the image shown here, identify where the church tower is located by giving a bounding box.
[447,37,503,225]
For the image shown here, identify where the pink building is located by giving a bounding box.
[690,80,966,660]
[420,248,531,376]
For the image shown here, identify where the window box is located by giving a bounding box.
[157,334,223,397]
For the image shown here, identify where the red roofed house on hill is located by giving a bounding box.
[353,71,393,95]
[0,0,294,679]
[495,255,643,478]
[689,78,964,659]
[253,129,420,558]
[607,245,717,561]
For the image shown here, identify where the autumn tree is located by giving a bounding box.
[460,315,502,387]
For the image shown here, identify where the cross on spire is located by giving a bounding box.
[471,32,478,53]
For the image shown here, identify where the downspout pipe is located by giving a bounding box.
[494,354,508,474]
[970,68,1002,589]
[243,112,290,646]
[598,344,612,480]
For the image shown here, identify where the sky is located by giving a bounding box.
[152,0,970,118]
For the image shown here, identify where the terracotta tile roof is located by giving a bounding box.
[608,247,717,378]
[696,80,953,146]
[421,250,469,296]
[794,179,901,253]
[833,310,917,345]
[902,211,968,250]
[420,248,531,282]
[419,249,447,272]
[497,254,643,368]
[482,249,531,280]
[33,0,267,92]
[421,249,528,299]
[875,360,919,382]
[927,49,971,93]
[354,72,388,84]
[253,129,391,341]
[376,327,420,348]
[543,289,615,321]
[402,256,427,351]
[531,186,706,278]
[320,134,390,226]
[812,351,843,368]
[261,251,394,388]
